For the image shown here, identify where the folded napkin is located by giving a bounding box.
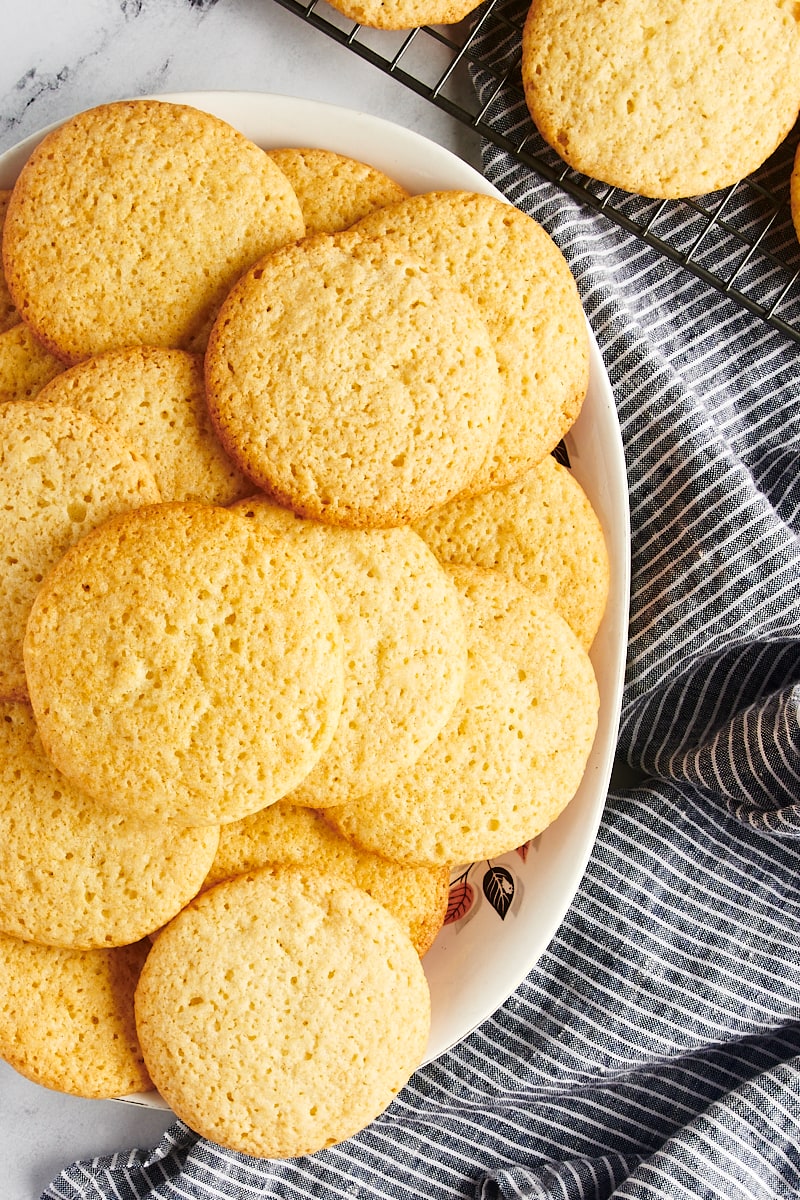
[43,5,800,1196]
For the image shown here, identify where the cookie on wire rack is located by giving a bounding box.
[321,0,482,30]
[521,0,800,199]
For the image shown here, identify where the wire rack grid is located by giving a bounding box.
[272,0,800,343]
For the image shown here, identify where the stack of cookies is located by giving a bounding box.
[0,98,607,1158]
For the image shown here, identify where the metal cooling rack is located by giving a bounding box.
[273,0,800,343]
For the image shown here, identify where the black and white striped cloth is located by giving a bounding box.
[44,5,800,1196]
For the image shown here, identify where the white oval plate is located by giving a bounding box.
[0,92,630,1109]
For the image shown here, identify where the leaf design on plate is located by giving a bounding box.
[445,877,475,925]
[482,864,514,920]
[515,840,532,862]
[552,440,570,468]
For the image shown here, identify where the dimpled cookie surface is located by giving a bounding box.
[414,454,609,649]
[0,400,160,700]
[204,231,502,527]
[134,866,431,1157]
[349,191,589,493]
[38,346,251,505]
[521,0,800,198]
[0,933,151,1098]
[205,800,449,956]
[23,502,344,826]
[0,700,219,949]
[2,99,305,362]
[267,148,409,234]
[328,565,599,866]
[231,495,468,805]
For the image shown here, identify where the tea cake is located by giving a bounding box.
[205,800,449,956]
[2,99,305,362]
[0,191,19,334]
[328,565,599,866]
[0,700,219,949]
[232,495,467,804]
[414,454,609,648]
[135,866,431,1157]
[23,502,345,826]
[0,933,151,1098]
[0,322,63,403]
[39,346,251,505]
[521,0,800,198]
[268,147,409,234]
[349,191,589,493]
[0,400,160,700]
[204,231,502,527]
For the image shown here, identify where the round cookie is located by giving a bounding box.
[413,454,609,649]
[134,866,431,1157]
[23,501,345,826]
[0,933,151,1098]
[789,141,800,246]
[2,99,305,362]
[204,801,449,956]
[204,231,502,527]
[327,565,599,866]
[349,191,589,494]
[231,495,467,804]
[0,322,63,403]
[0,191,20,334]
[0,700,219,949]
[38,346,251,505]
[521,0,800,199]
[323,0,481,30]
[267,147,409,234]
[0,400,160,701]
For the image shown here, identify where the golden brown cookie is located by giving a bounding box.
[231,495,467,804]
[323,0,482,30]
[205,801,449,956]
[0,933,152,1098]
[0,191,20,334]
[38,346,251,504]
[0,400,160,700]
[521,0,800,199]
[204,231,502,527]
[0,700,219,949]
[267,147,409,234]
[2,99,305,362]
[349,191,589,494]
[135,866,431,1157]
[23,501,345,826]
[327,565,599,866]
[0,322,63,403]
[413,454,609,649]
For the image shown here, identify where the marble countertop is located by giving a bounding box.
[0,2,481,1196]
